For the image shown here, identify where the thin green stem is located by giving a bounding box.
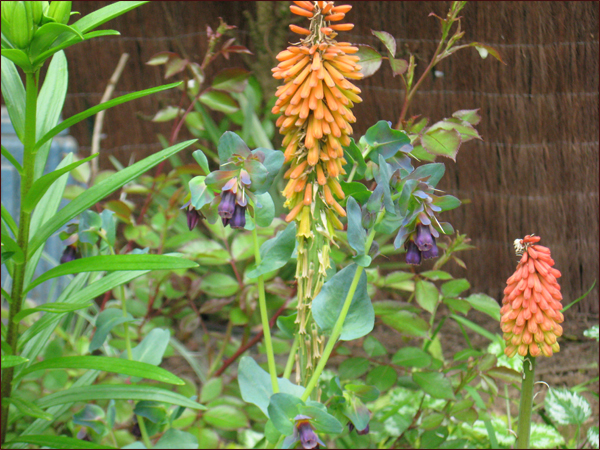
[346,163,358,183]
[1,71,39,444]
[505,384,512,431]
[516,354,536,449]
[252,226,278,393]
[136,415,152,449]
[283,334,299,379]
[208,319,233,377]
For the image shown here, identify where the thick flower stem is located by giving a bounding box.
[516,354,536,449]
[253,226,279,393]
[1,71,39,444]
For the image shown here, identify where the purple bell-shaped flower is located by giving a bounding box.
[405,240,422,265]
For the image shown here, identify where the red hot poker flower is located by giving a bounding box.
[501,235,564,358]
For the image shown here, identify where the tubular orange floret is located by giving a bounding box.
[290,24,311,35]
[293,1,314,11]
[321,2,333,14]
[501,235,563,358]
[325,13,345,21]
[290,4,314,17]
[332,4,352,13]
[330,23,354,31]
[321,27,333,36]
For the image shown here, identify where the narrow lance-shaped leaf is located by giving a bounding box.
[13,302,92,324]
[24,254,198,293]
[27,139,196,257]
[6,435,116,449]
[1,55,26,141]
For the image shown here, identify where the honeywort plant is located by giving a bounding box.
[1,1,205,447]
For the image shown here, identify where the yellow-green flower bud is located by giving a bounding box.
[47,1,71,25]
[3,1,36,49]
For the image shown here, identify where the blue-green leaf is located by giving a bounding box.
[364,120,412,160]
[246,222,296,279]
[89,308,135,351]
[268,393,304,435]
[346,196,366,259]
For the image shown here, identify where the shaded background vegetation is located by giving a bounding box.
[8,2,599,318]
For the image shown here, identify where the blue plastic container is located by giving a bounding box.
[1,106,78,303]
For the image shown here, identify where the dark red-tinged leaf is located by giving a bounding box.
[146,51,178,66]
[390,58,408,76]
[165,56,188,78]
[469,42,506,65]
[452,109,481,126]
[355,45,382,78]
[371,30,396,57]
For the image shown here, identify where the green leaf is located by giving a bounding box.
[421,128,461,161]
[441,279,470,298]
[450,315,496,341]
[212,68,250,93]
[1,145,22,173]
[134,401,167,424]
[23,153,99,213]
[268,393,304,435]
[364,120,412,160]
[71,1,148,35]
[0,49,33,72]
[412,372,455,399]
[204,405,248,431]
[544,388,592,426]
[33,82,182,154]
[374,155,394,213]
[312,264,374,341]
[405,162,445,188]
[246,222,296,279]
[366,366,397,392]
[452,109,481,126]
[24,254,198,293]
[355,44,382,78]
[6,435,116,449]
[392,347,432,368]
[29,23,83,60]
[1,355,29,368]
[73,403,106,434]
[28,139,196,257]
[151,105,185,122]
[339,357,370,380]
[36,385,206,410]
[586,426,599,449]
[342,138,367,179]
[464,293,500,321]
[427,118,482,143]
[340,181,370,204]
[89,309,136,352]
[389,58,408,76]
[154,429,199,449]
[238,356,305,418]
[4,396,53,421]
[298,405,343,434]
[129,328,171,366]
[1,204,18,238]
[1,233,24,264]
[251,147,284,194]
[415,280,439,313]
[432,195,461,212]
[420,270,453,281]
[381,311,429,337]
[192,149,210,174]
[255,192,275,227]
[13,301,92,323]
[363,335,387,357]
[346,197,366,259]
[371,30,396,57]
[469,42,506,64]
[200,378,223,403]
[1,56,26,141]
[200,273,239,297]
[217,131,251,164]
[200,90,238,114]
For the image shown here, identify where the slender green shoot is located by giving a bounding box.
[516,354,536,449]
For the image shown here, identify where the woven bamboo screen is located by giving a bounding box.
[32,2,600,314]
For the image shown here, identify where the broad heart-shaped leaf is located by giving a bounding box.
[374,155,394,213]
[372,30,396,57]
[464,293,501,321]
[189,176,214,210]
[15,356,184,385]
[1,56,26,141]
[389,58,408,76]
[346,197,366,258]
[24,254,198,293]
[244,158,268,191]
[268,393,304,435]
[200,90,239,114]
[544,388,592,426]
[238,356,305,418]
[35,385,206,410]
[6,435,116,450]
[355,44,382,78]
[251,147,284,194]
[342,137,367,179]
[405,163,446,188]
[415,280,439,314]
[218,131,251,164]
[412,371,455,399]
[340,181,370,204]
[73,404,105,434]
[129,328,171,366]
[89,308,136,352]
[432,194,461,211]
[254,192,275,227]
[246,222,296,279]
[28,139,196,257]
[24,154,100,213]
[364,121,412,161]
[441,278,470,298]
[298,405,344,434]
[340,395,370,431]
[154,429,198,449]
[421,128,462,161]
[312,264,374,341]
[134,401,167,424]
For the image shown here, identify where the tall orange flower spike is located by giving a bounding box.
[273,1,362,237]
[501,235,564,358]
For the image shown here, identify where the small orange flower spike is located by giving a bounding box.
[501,235,564,358]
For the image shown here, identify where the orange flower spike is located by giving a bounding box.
[290,24,311,36]
[501,235,564,358]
